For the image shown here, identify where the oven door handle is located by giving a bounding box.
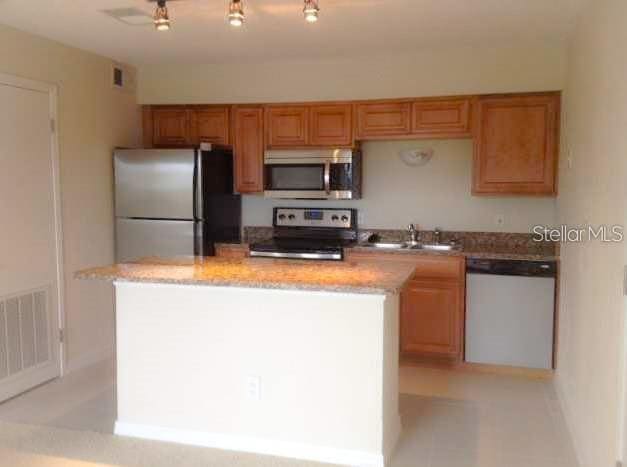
[324,161,331,195]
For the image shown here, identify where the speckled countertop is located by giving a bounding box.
[216,243,558,262]
[75,256,416,295]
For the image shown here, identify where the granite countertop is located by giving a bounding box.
[75,256,416,295]
[348,245,557,261]
[216,243,558,262]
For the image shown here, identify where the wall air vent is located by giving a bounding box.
[111,62,137,94]
[0,288,51,382]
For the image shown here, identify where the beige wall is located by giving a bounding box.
[244,139,556,232]
[556,1,627,466]
[0,25,141,370]
[138,41,567,104]
[139,41,565,232]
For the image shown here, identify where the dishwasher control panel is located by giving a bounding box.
[465,259,556,278]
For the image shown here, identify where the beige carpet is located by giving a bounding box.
[0,422,339,467]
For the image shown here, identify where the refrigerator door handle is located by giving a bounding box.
[194,150,203,220]
[194,221,204,256]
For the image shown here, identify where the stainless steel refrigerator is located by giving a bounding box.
[114,147,241,262]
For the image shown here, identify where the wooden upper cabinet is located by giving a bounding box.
[232,107,264,193]
[473,93,559,196]
[266,106,308,147]
[152,107,191,147]
[355,102,412,139]
[309,104,353,147]
[192,106,230,145]
[411,97,472,138]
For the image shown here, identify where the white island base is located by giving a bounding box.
[113,282,401,467]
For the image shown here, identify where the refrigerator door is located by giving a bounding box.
[115,218,197,262]
[114,149,196,220]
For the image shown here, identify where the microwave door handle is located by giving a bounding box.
[324,161,331,194]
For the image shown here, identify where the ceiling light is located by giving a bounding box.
[154,0,171,31]
[228,0,245,27]
[303,0,319,23]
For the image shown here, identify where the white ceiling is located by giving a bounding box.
[0,0,587,65]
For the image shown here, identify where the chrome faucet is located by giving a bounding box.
[433,227,442,244]
[407,224,419,244]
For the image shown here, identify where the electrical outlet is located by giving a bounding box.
[246,375,261,401]
[495,215,505,227]
[567,150,574,169]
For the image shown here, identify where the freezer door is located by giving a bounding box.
[115,218,196,262]
[114,149,196,220]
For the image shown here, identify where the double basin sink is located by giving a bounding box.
[361,241,459,252]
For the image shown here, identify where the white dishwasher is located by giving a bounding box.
[465,259,557,370]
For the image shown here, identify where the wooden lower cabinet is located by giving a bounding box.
[401,278,463,360]
[345,250,465,362]
[215,244,249,259]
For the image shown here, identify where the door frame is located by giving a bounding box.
[0,72,66,375]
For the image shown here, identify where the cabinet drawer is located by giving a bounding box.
[345,250,464,281]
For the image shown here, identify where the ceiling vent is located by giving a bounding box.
[111,62,137,94]
[101,8,154,26]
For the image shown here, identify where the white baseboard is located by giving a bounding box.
[115,421,384,467]
[65,345,114,374]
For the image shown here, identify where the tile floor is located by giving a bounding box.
[0,360,579,467]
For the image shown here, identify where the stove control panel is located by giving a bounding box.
[274,208,354,229]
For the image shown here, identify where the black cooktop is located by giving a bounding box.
[250,237,355,254]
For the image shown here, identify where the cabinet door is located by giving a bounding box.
[233,107,264,193]
[266,106,308,147]
[473,94,559,195]
[192,106,229,145]
[152,107,191,147]
[309,104,353,146]
[355,102,411,139]
[411,98,472,138]
[401,279,463,359]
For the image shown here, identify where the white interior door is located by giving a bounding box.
[0,74,63,402]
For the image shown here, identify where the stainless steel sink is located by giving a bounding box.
[367,242,408,249]
[418,243,456,251]
[361,241,458,251]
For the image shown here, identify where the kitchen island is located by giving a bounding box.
[77,256,415,467]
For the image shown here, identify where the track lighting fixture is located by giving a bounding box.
[154,0,170,31]
[150,0,321,31]
[228,0,245,27]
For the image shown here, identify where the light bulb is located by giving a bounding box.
[154,0,170,31]
[303,0,319,23]
[228,0,245,27]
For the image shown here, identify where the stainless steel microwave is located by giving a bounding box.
[263,149,362,200]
